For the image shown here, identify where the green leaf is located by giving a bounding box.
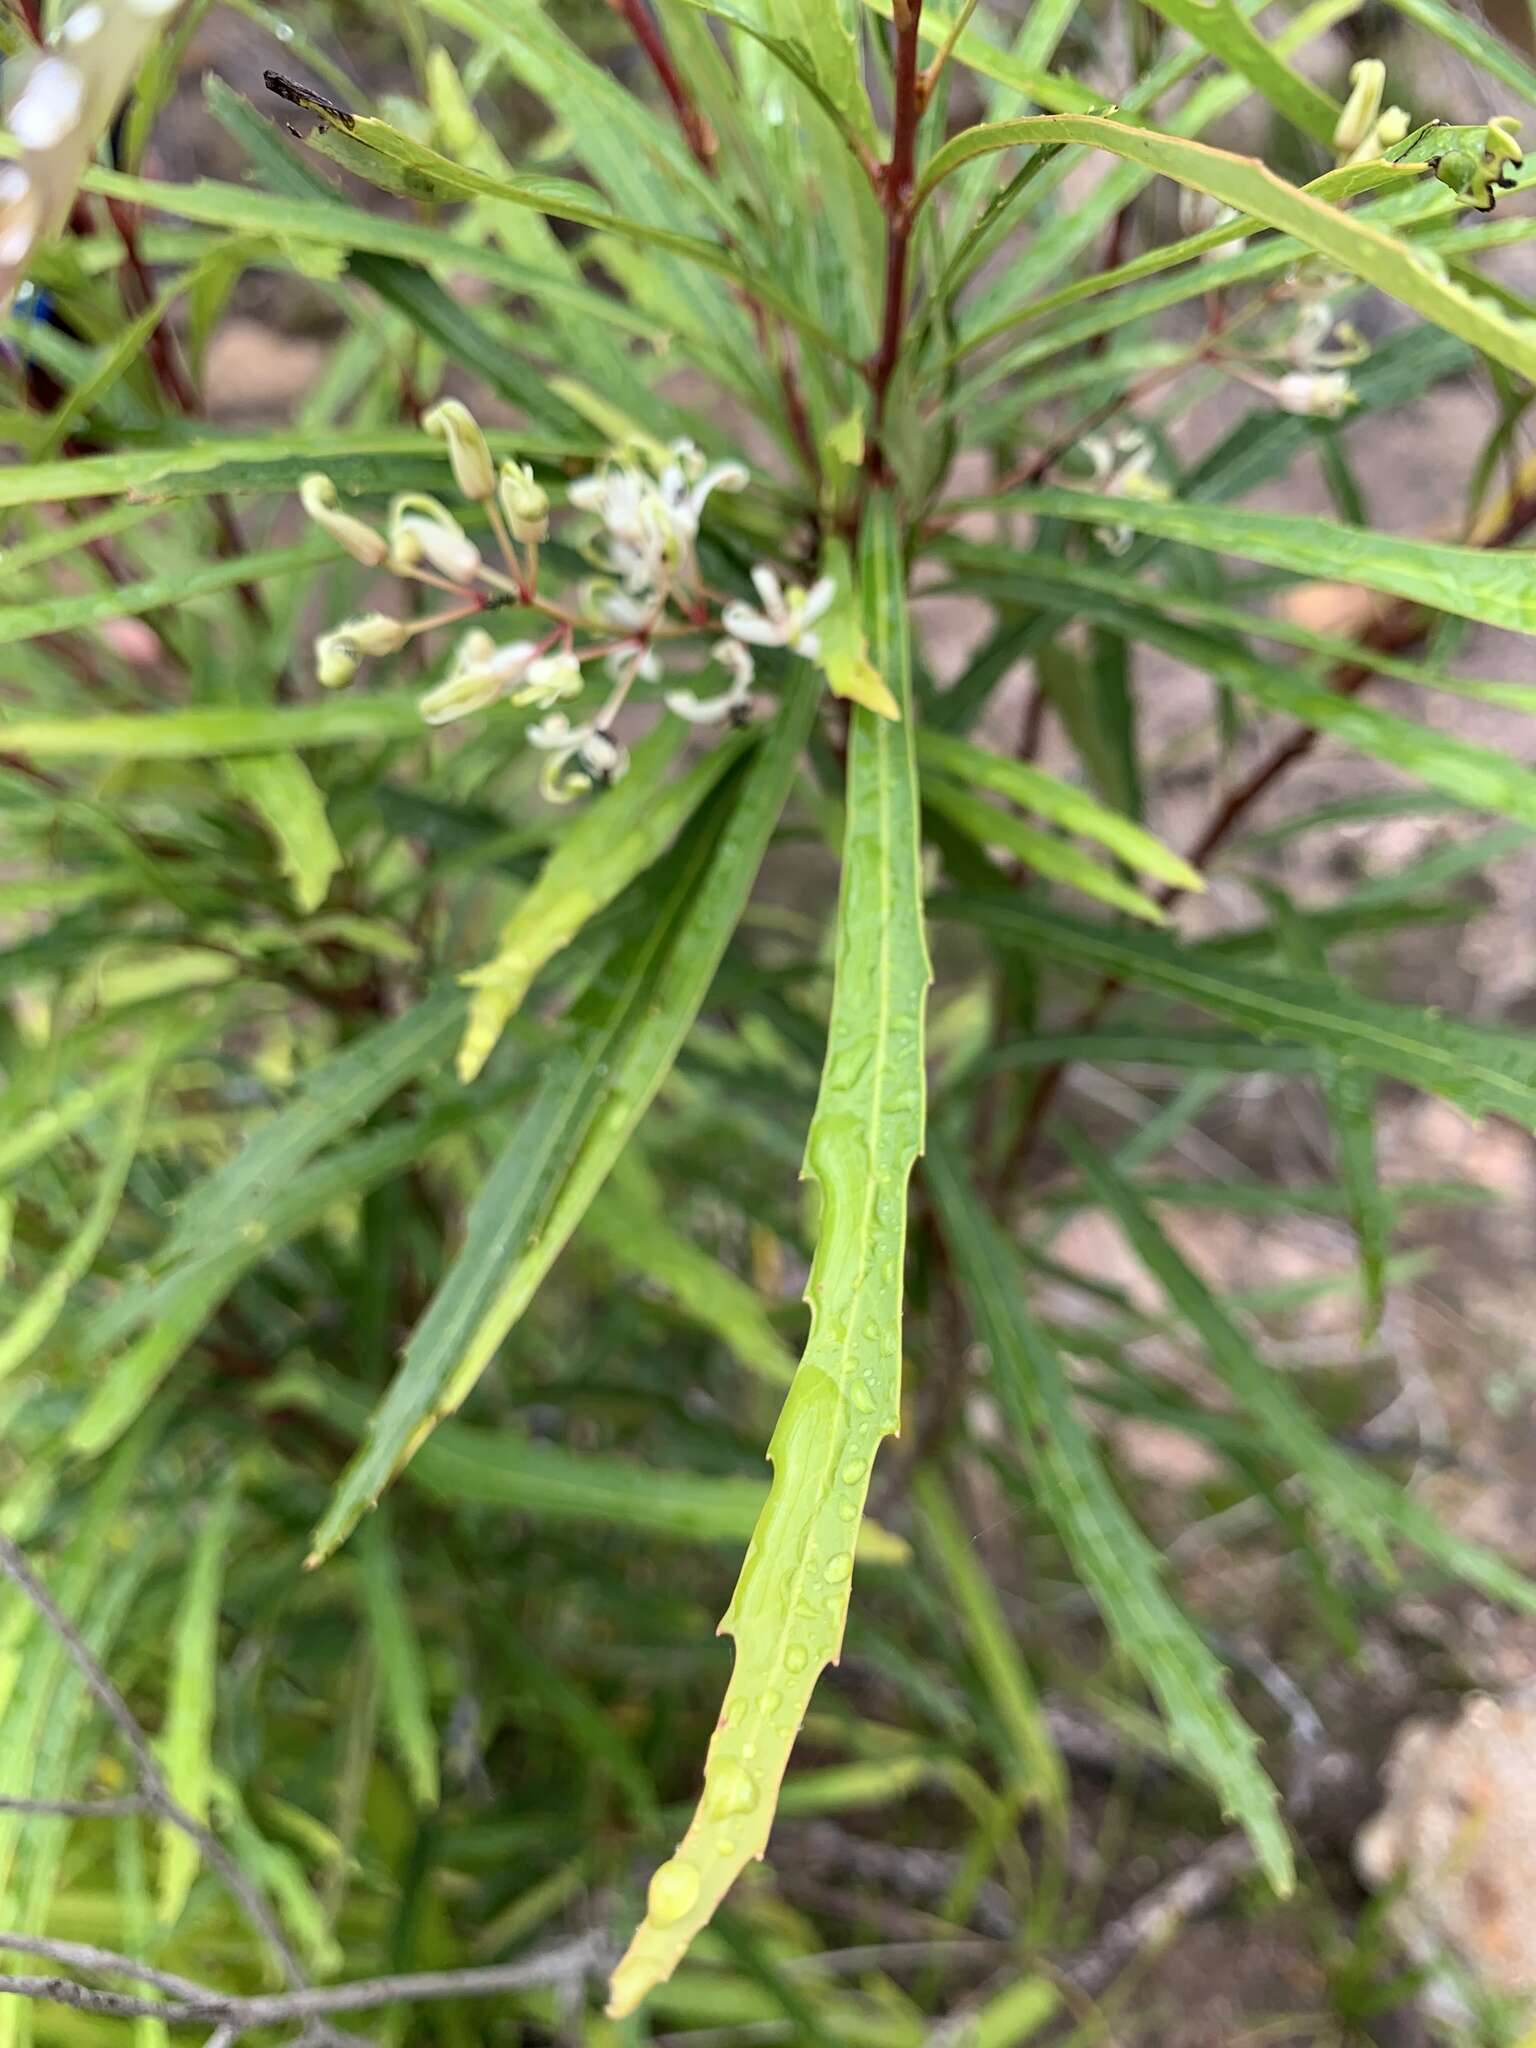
[913,1469,1064,1811]
[1270,896,1389,1332]
[159,1473,239,1926]
[815,536,901,720]
[924,1133,1293,1895]
[458,723,752,1083]
[973,486,1536,640]
[766,0,879,148]
[357,1513,439,1809]
[309,671,821,1567]
[918,114,1536,385]
[301,1376,907,1555]
[160,986,466,1269]
[0,697,431,759]
[937,891,1536,1129]
[922,775,1169,922]
[1063,1135,1536,1613]
[220,753,342,915]
[582,1154,797,1386]
[0,1076,146,1389]
[918,728,1202,890]
[1137,0,1339,140]
[1375,0,1536,107]
[607,494,930,2019]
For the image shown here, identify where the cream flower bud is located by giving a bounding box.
[389,494,482,583]
[512,650,583,710]
[499,460,550,544]
[300,474,389,567]
[315,629,362,690]
[423,398,495,501]
[339,612,410,656]
[1333,59,1385,159]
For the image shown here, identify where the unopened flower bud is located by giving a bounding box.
[1333,59,1385,159]
[513,650,583,709]
[338,612,410,656]
[423,397,496,501]
[315,628,362,690]
[300,474,389,567]
[499,460,549,544]
[389,494,482,583]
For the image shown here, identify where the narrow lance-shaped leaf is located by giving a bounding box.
[458,722,753,1083]
[159,1474,240,1926]
[357,1512,439,1810]
[309,673,821,1565]
[1137,0,1338,141]
[916,114,1536,387]
[924,1134,1293,1893]
[0,1075,147,1388]
[161,986,466,1269]
[607,493,930,2017]
[936,892,1536,1130]
[1268,892,1390,1333]
[922,775,1169,922]
[581,1153,797,1386]
[973,487,1536,640]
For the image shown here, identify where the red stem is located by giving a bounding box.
[609,0,715,171]
[867,2,925,481]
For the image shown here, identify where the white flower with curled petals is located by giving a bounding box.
[527,715,629,801]
[419,631,539,726]
[722,568,836,658]
[666,638,756,725]
[1273,369,1357,418]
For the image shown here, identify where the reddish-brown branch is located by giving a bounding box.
[866,1,926,482]
[606,0,821,490]
[608,0,715,170]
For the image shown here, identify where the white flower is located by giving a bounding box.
[666,638,756,725]
[567,441,746,598]
[389,493,482,583]
[527,714,629,801]
[313,611,409,687]
[419,630,539,726]
[605,640,663,688]
[1273,369,1356,418]
[722,567,836,658]
[1077,427,1169,554]
[511,650,584,710]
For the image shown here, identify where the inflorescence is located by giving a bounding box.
[300,406,834,802]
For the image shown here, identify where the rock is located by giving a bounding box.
[1357,1695,1536,2009]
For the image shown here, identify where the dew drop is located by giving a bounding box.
[646,1858,700,1927]
[840,1457,866,1485]
[703,1759,759,1820]
[824,1552,853,1584]
[850,1381,875,1414]
[837,1498,857,1523]
[784,1643,808,1673]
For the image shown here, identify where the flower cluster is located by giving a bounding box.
[301,405,833,801]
